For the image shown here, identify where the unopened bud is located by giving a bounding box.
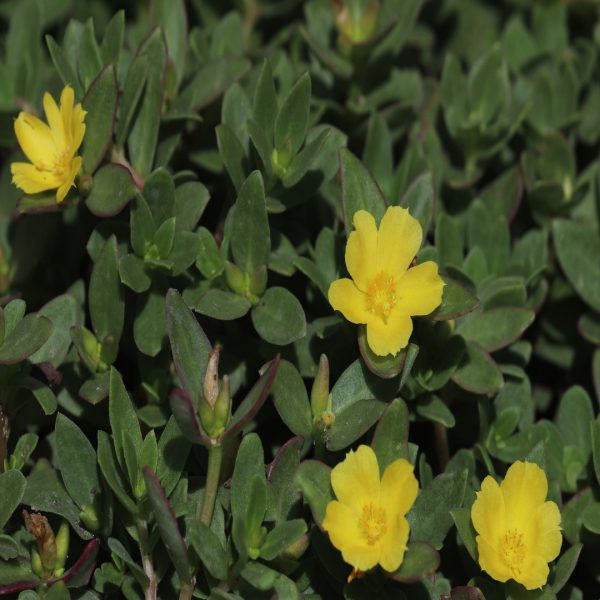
[213,375,231,434]
[203,349,221,410]
[54,521,70,577]
[23,511,56,574]
[80,502,100,533]
[225,261,247,296]
[311,354,330,421]
[249,265,268,297]
[332,0,380,45]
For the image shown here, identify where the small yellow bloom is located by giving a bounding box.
[328,206,444,356]
[11,85,86,203]
[322,445,418,577]
[471,461,562,590]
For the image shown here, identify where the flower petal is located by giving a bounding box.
[71,104,86,154]
[395,262,445,316]
[322,499,380,572]
[346,210,377,291]
[43,91,65,148]
[517,553,550,590]
[376,207,422,278]
[60,85,75,148]
[378,515,410,572]
[526,500,562,562]
[380,458,418,517]
[55,156,81,203]
[14,113,57,168]
[501,461,548,532]
[366,311,412,356]
[328,278,368,324]
[476,535,511,584]
[471,475,506,542]
[11,162,61,195]
[330,445,380,513]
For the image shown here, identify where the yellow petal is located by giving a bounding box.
[328,278,368,324]
[476,535,511,583]
[346,210,377,291]
[11,162,61,195]
[323,500,380,572]
[378,515,410,572]
[55,155,81,203]
[516,553,550,590]
[14,113,57,168]
[43,91,65,148]
[376,207,422,278]
[366,310,412,356]
[396,262,444,316]
[71,104,86,154]
[501,462,548,532]
[330,445,380,513]
[380,458,418,517]
[60,85,75,147]
[526,501,562,562]
[471,475,506,542]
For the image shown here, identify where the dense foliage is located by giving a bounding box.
[0,0,599,598]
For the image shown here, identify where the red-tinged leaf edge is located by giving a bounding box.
[142,467,191,585]
[441,586,485,600]
[266,435,305,482]
[169,388,211,446]
[59,538,100,588]
[0,577,39,595]
[223,354,281,440]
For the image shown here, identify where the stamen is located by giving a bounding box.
[365,271,397,322]
[358,502,387,546]
[500,529,526,576]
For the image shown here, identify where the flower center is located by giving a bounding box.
[52,149,71,179]
[365,271,397,322]
[500,529,526,576]
[358,502,387,546]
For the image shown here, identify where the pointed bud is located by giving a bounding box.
[54,520,70,577]
[203,348,221,410]
[224,261,247,296]
[332,0,379,45]
[80,502,100,533]
[311,354,330,421]
[249,264,268,297]
[23,511,56,574]
[213,375,231,434]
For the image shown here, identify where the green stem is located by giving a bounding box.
[0,404,8,473]
[433,422,450,473]
[178,580,195,600]
[313,429,326,462]
[199,444,223,526]
[137,520,157,600]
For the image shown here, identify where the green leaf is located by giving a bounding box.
[55,414,100,510]
[230,171,270,274]
[100,10,124,71]
[294,461,332,528]
[29,295,78,368]
[97,431,136,513]
[119,254,151,293]
[128,29,167,177]
[143,467,191,584]
[0,470,26,529]
[154,0,187,87]
[387,542,439,583]
[408,470,468,549]
[142,168,175,226]
[166,288,212,404]
[340,149,386,235]
[82,65,118,174]
[260,519,307,561]
[371,398,410,471]
[271,360,312,438]
[251,287,306,345]
[134,284,167,357]
[358,325,408,379]
[86,164,137,217]
[230,434,266,523]
[457,307,535,352]
[216,123,247,192]
[451,342,504,395]
[0,535,19,560]
[156,417,191,498]
[556,386,594,462]
[189,520,228,580]
[282,127,331,188]
[23,461,92,539]
[400,173,434,234]
[116,54,148,147]
[553,219,600,312]
[77,19,103,88]
[0,314,52,364]
[416,394,455,428]
[109,367,142,469]
[549,543,582,593]
[327,399,385,452]
[46,34,83,98]
[274,72,311,163]
[253,60,278,146]
[89,236,124,345]
[451,507,478,561]
[191,289,251,321]
[431,277,479,321]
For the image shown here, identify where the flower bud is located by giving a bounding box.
[332,0,379,45]
[54,520,70,577]
[203,349,221,410]
[23,511,56,574]
[80,502,101,533]
[225,261,247,296]
[249,265,268,297]
[213,375,231,434]
[311,354,330,422]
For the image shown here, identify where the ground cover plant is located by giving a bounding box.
[0,0,599,598]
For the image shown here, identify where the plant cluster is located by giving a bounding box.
[0,0,599,599]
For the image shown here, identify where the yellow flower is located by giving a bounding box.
[322,445,418,578]
[471,461,562,590]
[11,85,86,203]
[328,207,444,356]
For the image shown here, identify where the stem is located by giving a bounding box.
[0,404,9,473]
[178,580,195,600]
[199,444,223,526]
[137,520,157,600]
[433,422,450,473]
[313,428,326,462]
